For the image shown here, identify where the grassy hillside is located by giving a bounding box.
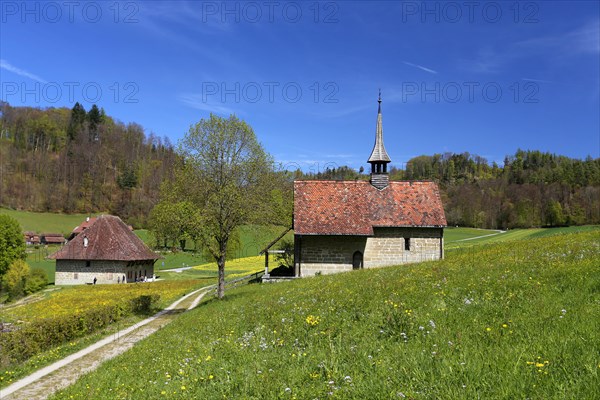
[0,208,92,234]
[53,229,600,399]
[446,225,600,249]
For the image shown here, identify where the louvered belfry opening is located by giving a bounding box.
[368,91,391,190]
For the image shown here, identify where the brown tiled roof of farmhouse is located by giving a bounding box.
[48,215,161,261]
[43,234,66,244]
[294,180,447,235]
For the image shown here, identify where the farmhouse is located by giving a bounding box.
[49,215,161,285]
[41,233,66,245]
[293,94,447,277]
[24,231,40,245]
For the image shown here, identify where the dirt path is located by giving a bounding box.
[0,288,211,400]
[453,230,506,242]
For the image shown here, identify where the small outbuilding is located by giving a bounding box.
[49,215,161,285]
[41,233,66,245]
[293,93,447,277]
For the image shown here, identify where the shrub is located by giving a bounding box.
[0,304,127,367]
[130,294,160,315]
[24,268,48,295]
[274,238,294,268]
[2,259,29,301]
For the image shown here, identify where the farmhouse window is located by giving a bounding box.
[86,261,91,267]
[74,273,78,279]
[404,238,411,251]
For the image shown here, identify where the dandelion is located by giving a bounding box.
[305,315,321,326]
[486,327,492,332]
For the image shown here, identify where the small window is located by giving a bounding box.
[404,238,411,251]
[74,272,78,280]
[86,261,91,267]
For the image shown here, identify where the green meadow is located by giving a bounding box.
[52,229,600,399]
[0,208,92,234]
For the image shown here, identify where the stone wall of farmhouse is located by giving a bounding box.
[297,227,443,277]
[365,227,443,267]
[55,260,155,285]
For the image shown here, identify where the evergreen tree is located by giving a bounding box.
[67,102,86,141]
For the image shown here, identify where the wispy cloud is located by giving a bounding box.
[0,60,47,83]
[178,93,237,115]
[516,19,600,55]
[461,19,600,74]
[403,61,438,74]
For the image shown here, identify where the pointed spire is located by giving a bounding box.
[368,91,391,164]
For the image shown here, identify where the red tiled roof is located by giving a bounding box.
[48,215,161,261]
[294,180,447,235]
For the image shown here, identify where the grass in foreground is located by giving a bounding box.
[52,230,600,399]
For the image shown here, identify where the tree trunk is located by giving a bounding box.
[217,240,227,299]
[217,255,225,299]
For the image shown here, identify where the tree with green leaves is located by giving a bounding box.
[175,114,274,298]
[0,214,26,282]
[149,200,201,250]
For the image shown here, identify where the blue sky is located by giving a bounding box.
[1,1,598,171]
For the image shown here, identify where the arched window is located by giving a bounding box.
[352,251,363,270]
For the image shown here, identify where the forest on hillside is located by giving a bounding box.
[301,151,600,229]
[401,151,600,229]
[0,102,178,227]
[1,103,598,230]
